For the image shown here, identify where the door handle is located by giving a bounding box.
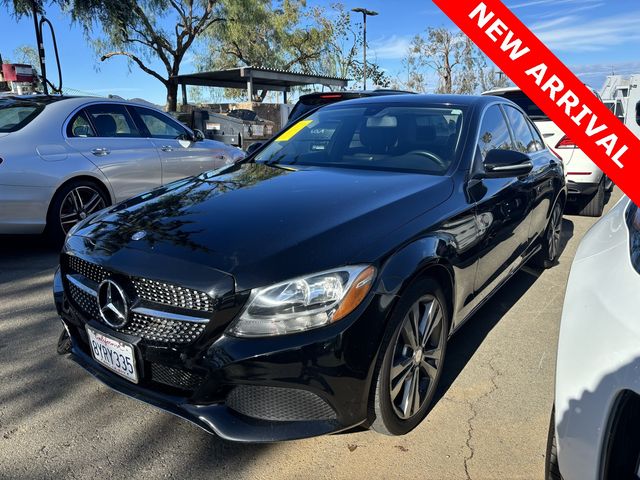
[91,148,110,156]
[161,145,173,152]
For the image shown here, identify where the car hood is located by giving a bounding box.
[73,163,453,290]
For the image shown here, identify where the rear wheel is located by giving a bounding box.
[370,277,449,435]
[46,180,109,244]
[578,179,605,217]
[532,201,563,269]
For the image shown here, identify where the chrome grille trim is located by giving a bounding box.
[66,274,97,297]
[131,307,209,324]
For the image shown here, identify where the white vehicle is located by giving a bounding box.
[484,87,613,217]
[0,95,245,241]
[547,195,640,479]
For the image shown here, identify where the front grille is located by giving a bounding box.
[150,363,205,392]
[68,255,106,284]
[64,255,212,346]
[132,277,214,312]
[226,385,336,422]
[67,282,99,319]
[121,312,206,344]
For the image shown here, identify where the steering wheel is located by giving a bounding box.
[406,150,448,170]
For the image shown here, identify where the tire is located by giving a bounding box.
[578,179,605,217]
[545,408,563,480]
[369,277,450,435]
[46,179,109,244]
[531,200,564,269]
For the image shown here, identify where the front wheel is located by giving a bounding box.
[369,277,449,435]
[532,201,564,269]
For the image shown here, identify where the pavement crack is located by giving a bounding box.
[462,355,501,480]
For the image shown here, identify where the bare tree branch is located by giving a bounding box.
[100,51,167,85]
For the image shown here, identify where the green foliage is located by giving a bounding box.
[63,0,227,109]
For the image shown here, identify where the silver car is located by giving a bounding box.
[0,95,245,241]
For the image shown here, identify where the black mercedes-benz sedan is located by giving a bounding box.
[54,94,566,442]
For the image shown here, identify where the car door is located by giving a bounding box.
[65,103,162,202]
[469,104,534,299]
[503,105,559,243]
[131,106,224,184]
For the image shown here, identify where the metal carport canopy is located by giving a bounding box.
[172,66,349,104]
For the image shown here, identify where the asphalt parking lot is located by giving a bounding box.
[0,188,622,480]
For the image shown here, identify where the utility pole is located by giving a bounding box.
[351,7,378,90]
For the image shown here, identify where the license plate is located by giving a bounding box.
[86,326,138,383]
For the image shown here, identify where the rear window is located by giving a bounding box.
[489,91,549,121]
[0,102,43,132]
[288,94,360,124]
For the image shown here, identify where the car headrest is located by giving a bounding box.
[94,115,117,137]
[359,120,398,153]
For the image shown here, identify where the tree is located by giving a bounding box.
[479,67,512,92]
[316,3,389,89]
[405,27,484,94]
[199,0,334,102]
[13,45,40,72]
[67,0,227,111]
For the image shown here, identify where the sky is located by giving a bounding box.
[1,0,640,104]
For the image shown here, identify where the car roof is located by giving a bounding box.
[320,93,503,109]
[482,86,521,95]
[0,94,163,110]
[298,89,413,101]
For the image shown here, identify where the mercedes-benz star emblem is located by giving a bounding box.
[97,280,129,328]
[131,231,146,241]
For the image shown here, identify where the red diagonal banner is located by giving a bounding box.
[432,0,640,206]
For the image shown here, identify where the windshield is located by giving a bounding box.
[257,104,465,175]
[0,100,44,132]
[492,91,549,121]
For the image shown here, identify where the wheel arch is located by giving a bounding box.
[375,235,456,335]
[47,174,114,221]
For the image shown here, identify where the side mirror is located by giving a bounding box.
[194,129,205,142]
[246,142,264,156]
[636,101,640,127]
[482,149,533,178]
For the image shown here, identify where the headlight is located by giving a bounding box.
[228,265,376,337]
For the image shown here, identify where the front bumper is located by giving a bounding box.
[54,267,389,442]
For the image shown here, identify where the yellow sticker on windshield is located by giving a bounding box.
[276,120,313,142]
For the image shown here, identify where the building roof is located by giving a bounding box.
[172,67,349,92]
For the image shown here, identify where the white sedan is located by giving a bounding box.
[0,95,245,241]
[547,194,640,479]
[485,87,613,217]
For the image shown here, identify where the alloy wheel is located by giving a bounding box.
[59,186,106,234]
[548,204,562,261]
[389,294,445,420]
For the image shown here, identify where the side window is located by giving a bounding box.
[84,104,140,138]
[526,118,546,151]
[67,111,96,137]
[135,107,188,139]
[477,105,513,160]
[504,105,537,153]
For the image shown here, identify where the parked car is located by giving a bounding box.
[546,195,639,480]
[286,89,414,125]
[0,95,245,241]
[54,94,566,442]
[484,87,612,217]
